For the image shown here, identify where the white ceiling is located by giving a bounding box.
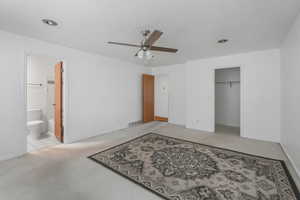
[0,0,300,66]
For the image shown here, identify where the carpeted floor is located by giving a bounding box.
[89,133,299,200]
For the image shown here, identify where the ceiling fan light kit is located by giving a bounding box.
[108,30,178,60]
[137,49,153,60]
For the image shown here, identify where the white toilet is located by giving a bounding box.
[27,109,45,139]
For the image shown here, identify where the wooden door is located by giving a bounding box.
[143,74,155,122]
[54,62,63,142]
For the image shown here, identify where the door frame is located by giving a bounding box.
[24,53,69,144]
[54,61,64,142]
[212,66,244,138]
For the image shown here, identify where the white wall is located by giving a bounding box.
[152,64,186,125]
[186,49,281,142]
[0,30,149,161]
[152,50,281,143]
[0,32,27,160]
[281,13,300,176]
[0,28,284,161]
[215,68,240,127]
[155,74,169,118]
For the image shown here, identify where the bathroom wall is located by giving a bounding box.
[27,55,56,131]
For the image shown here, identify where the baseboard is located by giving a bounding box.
[64,123,129,144]
[154,116,168,122]
[168,122,186,127]
[128,120,143,127]
[215,123,240,128]
[0,151,25,162]
[280,143,300,178]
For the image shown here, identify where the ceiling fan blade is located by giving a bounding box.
[108,41,140,48]
[150,46,178,53]
[144,30,163,47]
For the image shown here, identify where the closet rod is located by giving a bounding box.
[215,80,240,88]
[216,81,227,84]
[215,80,240,84]
[27,83,42,86]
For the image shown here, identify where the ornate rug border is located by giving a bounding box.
[88,132,300,199]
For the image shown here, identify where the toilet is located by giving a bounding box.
[27,109,45,139]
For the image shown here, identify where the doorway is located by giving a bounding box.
[26,55,64,152]
[215,67,240,136]
[154,74,169,122]
[142,74,169,123]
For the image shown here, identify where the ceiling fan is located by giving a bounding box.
[108,30,178,60]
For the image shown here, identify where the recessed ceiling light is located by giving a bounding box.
[42,19,58,26]
[218,39,229,44]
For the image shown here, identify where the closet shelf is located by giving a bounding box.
[216,80,240,87]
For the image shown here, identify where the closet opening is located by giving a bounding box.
[215,67,240,136]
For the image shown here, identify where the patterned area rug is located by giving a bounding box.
[89,133,299,200]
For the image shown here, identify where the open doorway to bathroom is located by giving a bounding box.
[215,67,241,136]
[26,55,63,152]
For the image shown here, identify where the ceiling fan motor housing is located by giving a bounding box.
[141,30,151,37]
